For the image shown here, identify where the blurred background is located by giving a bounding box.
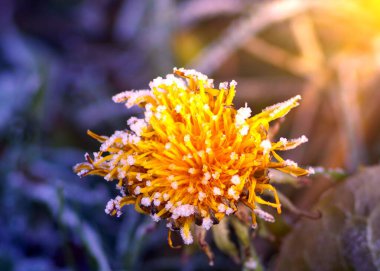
[1,0,380,270]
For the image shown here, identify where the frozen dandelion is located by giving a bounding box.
[74,67,309,246]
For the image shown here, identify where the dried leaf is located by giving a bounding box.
[275,165,380,271]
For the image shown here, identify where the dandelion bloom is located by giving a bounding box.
[74,68,310,246]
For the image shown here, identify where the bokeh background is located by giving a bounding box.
[1,0,380,270]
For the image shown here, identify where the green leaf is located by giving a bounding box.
[230,217,250,248]
[212,218,240,263]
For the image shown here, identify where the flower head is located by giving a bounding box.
[74,68,310,245]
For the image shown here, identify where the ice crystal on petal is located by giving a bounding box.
[202,217,213,230]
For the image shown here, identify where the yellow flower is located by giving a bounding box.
[74,68,310,246]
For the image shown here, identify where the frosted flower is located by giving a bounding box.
[74,67,309,246]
